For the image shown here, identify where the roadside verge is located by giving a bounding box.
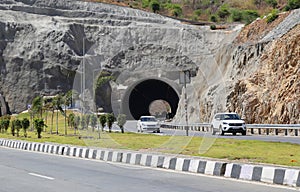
[1,138,299,188]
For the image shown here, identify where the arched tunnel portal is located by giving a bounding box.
[122,79,180,120]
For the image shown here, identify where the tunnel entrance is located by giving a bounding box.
[129,79,179,120]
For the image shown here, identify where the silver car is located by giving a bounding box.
[137,116,160,133]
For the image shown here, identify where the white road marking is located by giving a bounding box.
[28,172,55,180]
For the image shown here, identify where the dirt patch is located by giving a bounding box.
[235,11,290,44]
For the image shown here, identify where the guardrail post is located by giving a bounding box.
[266,128,269,135]
[295,129,298,136]
[258,128,261,135]
[251,128,254,134]
[285,129,288,136]
[275,129,278,135]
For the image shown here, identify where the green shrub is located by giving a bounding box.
[285,0,300,10]
[172,4,182,17]
[230,9,243,22]
[90,114,97,132]
[0,116,10,133]
[117,114,127,133]
[265,0,278,8]
[21,118,30,137]
[142,0,150,8]
[266,9,279,23]
[217,4,230,19]
[99,114,106,131]
[242,10,259,24]
[80,115,86,130]
[150,0,160,13]
[193,9,202,16]
[106,113,115,133]
[210,24,217,30]
[210,14,218,22]
[11,119,15,136]
[14,119,22,137]
[74,115,80,134]
[34,118,45,138]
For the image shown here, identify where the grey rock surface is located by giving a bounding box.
[0,0,240,118]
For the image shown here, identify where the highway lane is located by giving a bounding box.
[0,147,296,192]
[122,121,300,144]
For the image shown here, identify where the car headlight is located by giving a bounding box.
[223,122,228,124]
[141,123,146,126]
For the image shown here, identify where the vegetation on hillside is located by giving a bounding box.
[88,0,300,24]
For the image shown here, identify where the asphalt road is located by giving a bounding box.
[0,147,296,192]
[121,121,300,145]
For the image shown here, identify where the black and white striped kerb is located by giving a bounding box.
[225,163,300,187]
[1,139,299,188]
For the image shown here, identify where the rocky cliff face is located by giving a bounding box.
[227,23,300,124]
[178,9,299,124]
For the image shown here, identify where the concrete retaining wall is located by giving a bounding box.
[0,138,299,188]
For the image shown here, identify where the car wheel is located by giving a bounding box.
[211,125,216,135]
[220,126,224,136]
[157,130,160,133]
[233,132,236,136]
[242,131,246,135]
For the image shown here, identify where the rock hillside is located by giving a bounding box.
[0,0,298,124]
[0,0,238,114]
[179,9,299,124]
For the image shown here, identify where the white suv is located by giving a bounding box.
[211,113,246,135]
[137,116,160,133]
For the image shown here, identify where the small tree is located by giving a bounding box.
[63,90,73,135]
[117,114,126,133]
[34,118,46,138]
[32,96,43,118]
[53,94,63,135]
[14,119,22,137]
[68,113,75,129]
[21,118,30,137]
[11,119,15,136]
[99,115,106,132]
[106,113,115,133]
[74,115,80,135]
[0,116,10,133]
[0,119,4,133]
[85,114,91,130]
[90,114,97,132]
[80,115,86,130]
[0,119,3,133]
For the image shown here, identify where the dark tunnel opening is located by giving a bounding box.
[129,79,179,120]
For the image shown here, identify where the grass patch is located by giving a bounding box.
[1,112,300,167]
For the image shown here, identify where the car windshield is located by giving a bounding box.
[140,117,156,122]
[221,114,240,120]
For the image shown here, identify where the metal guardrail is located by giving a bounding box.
[160,122,300,136]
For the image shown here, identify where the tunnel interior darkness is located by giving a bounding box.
[129,79,179,120]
